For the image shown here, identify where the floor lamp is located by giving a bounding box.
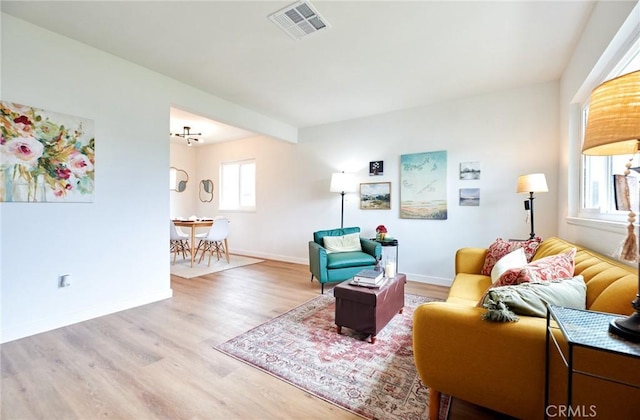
[330,171,356,229]
[516,173,548,239]
[582,69,640,342]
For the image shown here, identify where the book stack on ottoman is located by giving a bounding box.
[334,272,406,343]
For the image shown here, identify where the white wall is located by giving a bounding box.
[195,135,306,262]
[558,0,638,254]
[169,142,198,219]
[194,82,560,285]
[0,14,296,342]
[299,83,560,284]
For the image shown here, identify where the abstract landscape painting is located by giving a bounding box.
[360,182,391,209]
[0,101,95,202]
[459,188,480,206]
[460,161,480,180]
[400,150,447,219]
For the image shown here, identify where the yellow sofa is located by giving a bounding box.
[413,237,639,419]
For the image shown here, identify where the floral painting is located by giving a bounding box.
[0,101,95,202]
[400,150,447,219]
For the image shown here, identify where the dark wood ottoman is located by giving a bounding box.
[334,273,406,343]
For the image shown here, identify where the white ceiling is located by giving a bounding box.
[2,0,597,142]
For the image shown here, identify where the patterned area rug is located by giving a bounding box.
[215,292,450,420]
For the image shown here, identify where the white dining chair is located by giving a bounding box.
[196,217,230,266]
[170,220,191,264]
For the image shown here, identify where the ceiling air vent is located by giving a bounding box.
[268,0,330,40]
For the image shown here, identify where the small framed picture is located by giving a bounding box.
[360,182,391,210]
[459,188,480,206]
[460,161,480,180]
[369,160,384,176]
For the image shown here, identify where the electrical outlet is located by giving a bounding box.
[59,274,72,288]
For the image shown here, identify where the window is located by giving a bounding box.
[580,37,640,222]
[220,159,256,211]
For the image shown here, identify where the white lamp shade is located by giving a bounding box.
[517,173,548,194]
[330,172,357,193]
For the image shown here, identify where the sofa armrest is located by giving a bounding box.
[455,247,487,274]
[413,302,546,419]
[308,241,328,282]
[360,238,382,260]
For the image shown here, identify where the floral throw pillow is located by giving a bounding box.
[480,237,542,276]
[493,248,577,288]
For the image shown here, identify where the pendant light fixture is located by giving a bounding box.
[171,126,202,146]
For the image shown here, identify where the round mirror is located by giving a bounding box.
[170,167,189,192]
[199,179,214,202]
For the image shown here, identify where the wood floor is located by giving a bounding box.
[1,259,509,419]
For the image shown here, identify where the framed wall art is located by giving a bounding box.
[360,182,391,210]
[460,161,480,180]
[459,188,480,206]
[0,101,95,202]
[369,160,384,176]
[400,150,447,219]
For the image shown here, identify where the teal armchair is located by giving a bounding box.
[309,227,382,294]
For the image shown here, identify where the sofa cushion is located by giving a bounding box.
[480,237,542,275]
[481,275,586,321]
[494,248,576,287]
[323,232,362,253]
[490,247,527,284]
[326,251,377,269]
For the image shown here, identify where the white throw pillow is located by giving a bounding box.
[323,232,362,253]
[490,247,527,284]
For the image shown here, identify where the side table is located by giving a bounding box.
[545,305,640,419]
[371,237,399,270]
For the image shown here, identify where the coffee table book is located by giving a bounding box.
[350,277,389,288]
[352,269,384,285]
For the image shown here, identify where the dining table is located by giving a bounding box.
[172,219,214,267]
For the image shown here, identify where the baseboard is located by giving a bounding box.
[230,249,308,265]
[232,249,453,287]
[401,273,453,287]
[1,288,173,343]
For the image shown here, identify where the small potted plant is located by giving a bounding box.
[376,225,388,241]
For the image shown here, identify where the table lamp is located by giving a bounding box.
[330,171,356,228]
[582,69,640,342]
[517,173,548,239]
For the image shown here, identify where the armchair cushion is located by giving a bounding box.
[327,251,377,269]
[323,232,362,253]
[313,227,361,245]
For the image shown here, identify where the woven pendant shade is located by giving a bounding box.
[582,70,640,156]
[582,70,640,342]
